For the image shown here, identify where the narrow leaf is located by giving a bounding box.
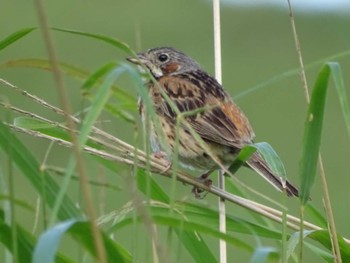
[32,220,77,263]
[135,169,217,263]
[0,209,73,263]
[309,230,350,262]
[49,65,127,224]
[299,64,331,204]
[0,59,135,105]
[250,247,278,263]
[14,117,54,129]
[286,230,315,261]
[52,28,133,55]
[329,62,350,141]
[228,145,256,174]
[33,219,132,263]
[0,58,88,79]
[254,142,287,180]
[81,62,118,92]
[0,122,80,220]
[0,28,36,51]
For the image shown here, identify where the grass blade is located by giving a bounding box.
[81,62,118,92]
[329,62,350,141]
[52,28,133,55]
[49,64,128,225]
[250,247,278,263]
[0,121,80,220]
[135,169,217,263]
[0,58,88,79]
[228,145,256,174]
[299,64,331,204]
[33,219,132,263]
[254,142,287,180]
[1,59,137,124]
[0,28,36,51]
[0,209,74,263]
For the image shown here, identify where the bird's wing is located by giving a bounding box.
[153,72,255,148]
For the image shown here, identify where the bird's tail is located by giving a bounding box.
[246,153,299,197]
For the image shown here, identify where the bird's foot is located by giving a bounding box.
[192,171,213,199]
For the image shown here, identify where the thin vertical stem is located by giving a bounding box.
[287,1,341,262]
[213,0,222,84]
[213,0,227,263]
[33,1,106,262]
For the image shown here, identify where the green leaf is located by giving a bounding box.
[14,117,55,129]
[0,194,34,211]
[228,145,256,174]
[0,209,73,263]
[49,64,129,225]
[308,230,350,262]
[78,66,127,145]
[0,58,88,79]
[250,247,278,263]
[136,168,170,203]
[304,243,333,262]
[299,64,331,204]
[305,203,327,228]
[13,117,102,150]
[0,121,80,220]
[1,60,136,125]
[286,229,350,262]
[81,61,119,92]
[105,103,136,124]
[52,28,133,55]
[108,201,294,250]
[329,62,350,141]
[110,210,253,253]
[175,202,282,239]
[254,142,287,180]
[135,169,218,263]
[32,220,77,263]
[0,28,36,51]
[33,219,132,263]
[286,230,315,261]
[82,62,137,121]
[228,142,286,180]
[0,59,135,109]
[152,215,252,251]
[0,210,34,263]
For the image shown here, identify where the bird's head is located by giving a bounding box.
[127,47,200,78]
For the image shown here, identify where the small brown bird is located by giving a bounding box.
[127,47,298,197]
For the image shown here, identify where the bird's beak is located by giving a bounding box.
[126,52,147,65]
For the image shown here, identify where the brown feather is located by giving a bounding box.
[152,71,254,148]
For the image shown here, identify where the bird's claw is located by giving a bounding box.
[192,177,213,199]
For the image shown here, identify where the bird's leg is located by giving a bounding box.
[192,170,213,199]
[152,151,172,174]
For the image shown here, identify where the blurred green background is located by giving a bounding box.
[1,0,350,262]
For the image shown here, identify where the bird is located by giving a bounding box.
[127,47,299,198]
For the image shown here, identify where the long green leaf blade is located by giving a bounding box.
[0,28,36,51]
[329,62,350,141]
[33,219,132,263]
[299,64,331,204]
[0,122,80,220]
[52,28,133,54]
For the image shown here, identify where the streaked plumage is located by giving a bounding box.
[128,47,298,197]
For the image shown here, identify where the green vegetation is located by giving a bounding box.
[1,2,350,262]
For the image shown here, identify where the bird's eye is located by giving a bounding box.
[158,53,169,62]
